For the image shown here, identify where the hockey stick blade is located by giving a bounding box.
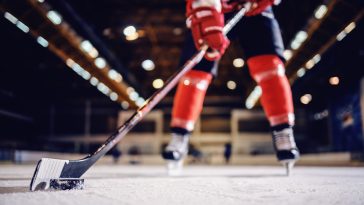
[30,158,68,191]
[30,155,99,191]
[29,6,249,191]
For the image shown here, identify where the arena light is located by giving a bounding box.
[38,0,45,3]
[136,97,146,107]
[312,54,321,64]
[97,82,110,95]
[296,68,306,78]
[344,22,356,33]
[72,67,92,81]
[123,25,139,41]
[126,32,139,41]
[337,22,356,41]
[314,5,327,19]
[4,12,30,33]
[233,58,244,68]
[142,59,155,71]
[81,70,91,80]
[108,69,118,79]
[108,69,123,83]
[304,54,321,70]
[47,10,62,25]
[227,80,236,90]
[16,21,29,33]
[66,58,75,68]
[114,74,123,83]
[313,110,329,120]
[88,48,99,58]
[300,94,312,105]
[94,57,106,69]
[129,91,139,101]
[80,40,93,52]
[283,49,293,60]
[173,27,183,36]
[37,36,48,47]
[70,62,88,78]
[295,31,308,42]
[90,77,99,86]
[245,86,262,109]
[123,26,136,36]
[329,76,340,85]
[290,31,308,50]
[4,12,18,24]
[109,92,119,101]
[126,87,135,95]
[152,79,164,89]
[71,63,83,74]
[336,32,346,41]
[80,40,99,58]
[121,101,130,109]
[290,41,300,50]
[305,59,315,69]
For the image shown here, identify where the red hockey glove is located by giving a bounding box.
[186,0,230,61]
[245,0,275,16]
[221,0,245,13]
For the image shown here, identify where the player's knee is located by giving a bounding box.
[182,70,213,89]
[247,54,285,84]
[171,70,212,131]
[247,55,294,126]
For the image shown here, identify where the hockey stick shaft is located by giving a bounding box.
[90,6,249,161]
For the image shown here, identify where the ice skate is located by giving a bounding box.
[272,127,300,176]
[162,133,190,176]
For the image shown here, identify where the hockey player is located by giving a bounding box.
[162,0,300,173]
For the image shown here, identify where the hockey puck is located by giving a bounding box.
[49,178,85,190]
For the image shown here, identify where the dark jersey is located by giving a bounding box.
[179,7,285,75]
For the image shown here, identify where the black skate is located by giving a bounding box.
[162,133,190,175]
[272,127,300,176]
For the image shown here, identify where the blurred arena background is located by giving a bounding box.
[0,0,364,166]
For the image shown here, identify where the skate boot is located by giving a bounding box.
[162,133,190,176]
[272,125,300,176]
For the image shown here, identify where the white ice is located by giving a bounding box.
[1,164,364,205]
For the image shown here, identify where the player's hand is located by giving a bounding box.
[221,0,245,13]
[186,0,230,61]
[245,0,275,16]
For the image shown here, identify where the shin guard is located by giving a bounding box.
[247,55,294,126]
[171,70,212,131]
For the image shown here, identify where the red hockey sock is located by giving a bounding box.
[171,70,213,131]
[247,55,294,126]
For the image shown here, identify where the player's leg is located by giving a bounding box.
[240,7,299,169]
[247,55,299,162]
[162,32,216,162]
[162,5,241,171]
[162,69,213,161]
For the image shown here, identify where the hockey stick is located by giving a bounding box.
[30,5,250,191]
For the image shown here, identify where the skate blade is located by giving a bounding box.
[281,160,296,176]
[166,160,184,176]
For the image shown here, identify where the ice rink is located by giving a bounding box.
[1,164,364,205]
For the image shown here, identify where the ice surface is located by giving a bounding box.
[1,164,364,205]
